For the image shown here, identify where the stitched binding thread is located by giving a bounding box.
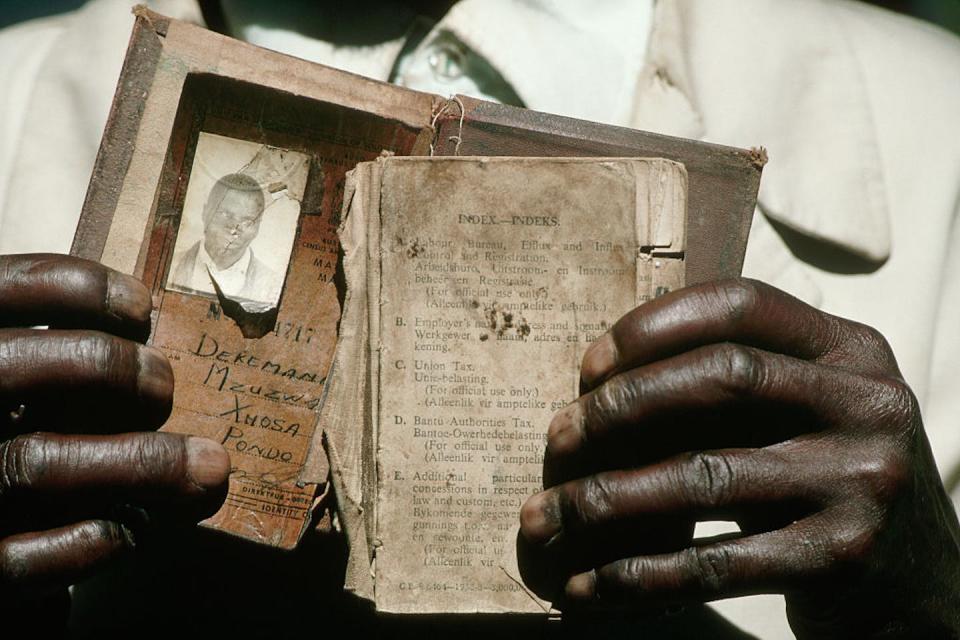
[429,96,466,156]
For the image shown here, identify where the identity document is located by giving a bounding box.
[317,156,687,613]
[71,8,764,595]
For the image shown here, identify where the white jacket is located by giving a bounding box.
[0,1,958,637]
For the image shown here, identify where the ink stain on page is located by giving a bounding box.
[392,236,426,258]
[483,302,530,340]
[406,239,425,258]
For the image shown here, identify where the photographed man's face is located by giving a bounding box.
[202,188,263,269]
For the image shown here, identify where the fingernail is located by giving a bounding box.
[520,491,561,544]
[581,333,617,387]
[547,403,583,456]
[107,271,152,322]
[185,437,231,490]
[136,345,174,411]
[565,570,597,601]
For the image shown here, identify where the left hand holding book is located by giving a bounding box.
[0,254,230,603]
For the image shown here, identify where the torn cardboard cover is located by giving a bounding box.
[311,156,687,614]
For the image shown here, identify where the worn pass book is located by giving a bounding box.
[70,9,763,553]
[322,155,687,614]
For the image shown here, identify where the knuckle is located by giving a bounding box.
[0,434,43,499]
[129,434,183,486]
[710,343,765,396]
[711,278,762,326]
[825,521,879,571]
[41,256,104,294]
[851,322,896,361]
[837,321,901,372]
[0,539,27,586]
[584,374,640,435]
[872,378,920,429]
[1,253,68,286]
[546,402,586,457]
[849,444,912,503]
[683,451,735,509]
[568,474,616,529]
[73,332,134,387]
[602,556,644,596]
[682,545,732,594]
[855,323,891,354]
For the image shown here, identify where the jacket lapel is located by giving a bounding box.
[632,0,893,305]
[2,0,203,254]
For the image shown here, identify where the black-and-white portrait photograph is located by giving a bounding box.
[166,132,309,308]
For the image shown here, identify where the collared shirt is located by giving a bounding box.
[188,242,252,295]
[170,240,279,305]
[221,0,654,127]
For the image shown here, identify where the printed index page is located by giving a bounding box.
[372,157,687,613]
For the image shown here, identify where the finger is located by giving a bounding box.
[0,520,134,596]
[580,278,899,390]
[0,432,230,530]
[546,343,894,486]
[525,447,810,549]
[0,329,173,433]
[0,254,151,341]
[560,522,833,605]
[520,447,815,597]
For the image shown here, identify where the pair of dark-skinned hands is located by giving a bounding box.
[0,254,230,622]
[3,253,959,637]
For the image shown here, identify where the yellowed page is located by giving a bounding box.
[370,156,687,613]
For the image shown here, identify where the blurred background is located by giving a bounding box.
[0,0,958,33]
[873,0,960,32]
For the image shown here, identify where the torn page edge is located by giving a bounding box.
[364,160,385,569]
[298,169,362,487]
[296,371,333,487]
[323,430,376,602]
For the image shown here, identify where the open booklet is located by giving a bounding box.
[70,9,762,560]
[321,156,688,613]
